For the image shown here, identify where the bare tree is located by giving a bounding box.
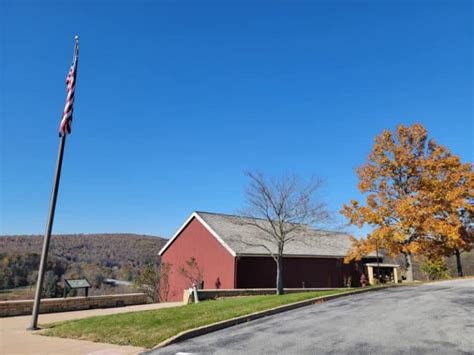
[240,171,330,295]
[134,262,171,302]
[179,257,204,288]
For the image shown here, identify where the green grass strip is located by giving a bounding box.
[43,290,351,348]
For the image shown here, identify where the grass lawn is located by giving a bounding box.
[43,289,351,348]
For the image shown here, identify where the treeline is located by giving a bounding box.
[388,251,474,281]
[0,234,166,297]
[1,253,40,289]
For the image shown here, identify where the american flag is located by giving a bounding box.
[59,39,79,136]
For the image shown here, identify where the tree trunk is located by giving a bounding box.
[275,253,284,295]
[375,242,380,281]
[455,249,464,277]
[405,252,414,282]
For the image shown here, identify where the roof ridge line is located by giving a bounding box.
[196,211,349,235]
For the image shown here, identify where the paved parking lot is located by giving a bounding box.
[153,279,474,354]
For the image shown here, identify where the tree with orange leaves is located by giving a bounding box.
[417,140,473,276]
[341,123,473,280]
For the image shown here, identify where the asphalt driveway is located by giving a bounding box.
[151,278,473,355]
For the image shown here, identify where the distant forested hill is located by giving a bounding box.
[0,234,167,296]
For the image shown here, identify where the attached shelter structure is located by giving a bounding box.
[365,263,400,285]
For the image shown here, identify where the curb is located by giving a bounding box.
[147,284,401,351]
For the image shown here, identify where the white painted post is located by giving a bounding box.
[367,266,374,285]
[192,283,199,303]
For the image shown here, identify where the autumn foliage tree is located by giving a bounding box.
[342,123,473,280]
[416,141,473,276]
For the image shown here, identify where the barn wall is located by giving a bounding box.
[160,217,235,301]
[236,256,363,288]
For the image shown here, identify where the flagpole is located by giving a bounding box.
[28,36,79,330]
[28,135,67,330]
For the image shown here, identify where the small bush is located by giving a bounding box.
[421,257,449,280]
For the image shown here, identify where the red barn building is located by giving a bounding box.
[159,212,378,301]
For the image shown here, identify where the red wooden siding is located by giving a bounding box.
[160,217,236,301]
[236,256,363,288]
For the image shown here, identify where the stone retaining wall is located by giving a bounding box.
[0,293,147,317]
[183,288,342,304]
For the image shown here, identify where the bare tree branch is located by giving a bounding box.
[236,171,331,295]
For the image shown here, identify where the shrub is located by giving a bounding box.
[421,257,449,280]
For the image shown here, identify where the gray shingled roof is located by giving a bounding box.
[196,212,356,257]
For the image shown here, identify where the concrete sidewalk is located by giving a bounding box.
[1,301,182,355]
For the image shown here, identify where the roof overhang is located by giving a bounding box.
[364,263,399,268]
[158,212,237,257]
[236,253,349,258]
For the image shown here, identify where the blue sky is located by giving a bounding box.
[1,0,472,239]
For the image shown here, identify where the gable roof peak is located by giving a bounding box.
[160,211,364,258]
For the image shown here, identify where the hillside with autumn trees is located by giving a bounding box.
[0,234,166,299]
